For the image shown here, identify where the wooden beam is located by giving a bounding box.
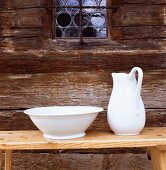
[0,50,165,73]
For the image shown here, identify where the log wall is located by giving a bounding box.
[0,0,165,169]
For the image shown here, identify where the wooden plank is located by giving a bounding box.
[113,5,166,26]
[10,152,151,170]
[0,11,15,29]
[0,109,165,131]
[0,28,44,38]
[0,0,41,9]
[1,26,165,39]
[0,9,44,29]
[0,49,166,74]
[0,0,53,9]
[115,0,166,5]
[2,37,166,52]
[15,147,146,154]
[146,109,166,127]
[5,151,12,170]
[0,110,36,131]
[0,8,52,38]
[0,152,151,169]
[0,1,12,9]
[10,0,42,8]
[13,8,43,29]
[0,70,165,109]
[0,38,164,50]
[0,128,166,150]
[0,37,44,51]
[111,26,166,40]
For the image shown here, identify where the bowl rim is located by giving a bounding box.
[24,106,104,116]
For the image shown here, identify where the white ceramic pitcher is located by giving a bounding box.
[107,67,146,135]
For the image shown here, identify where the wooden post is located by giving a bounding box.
[0,150,2,170]
[5,150,12,170]
[150,147,166,170]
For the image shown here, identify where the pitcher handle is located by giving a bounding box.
[129,67,143,116]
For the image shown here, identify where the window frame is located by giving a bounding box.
[52,0,112,44]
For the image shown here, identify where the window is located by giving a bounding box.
[54,0,108,41]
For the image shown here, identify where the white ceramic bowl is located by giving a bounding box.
[24,106,103,140]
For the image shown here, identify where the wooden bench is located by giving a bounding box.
[0,127,166,170]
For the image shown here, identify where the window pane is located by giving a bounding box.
[83,0,107,6]
[55,0,107,38]
[66,0,79,6]
[56,9,80,38]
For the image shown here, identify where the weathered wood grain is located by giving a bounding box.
[0,70,165,109]
[111,26,166,39]
[0,0,53,9]
[0,0,52,10]
[0,109,165,131]
[13,147,147,154]
[0,110,36,131]
[13,8,43,29]
[0,1,11,10]
[0,9,47,30]
[0,26,165,40]
[0,37,44,51]
[0,11,15,29]
[1,26,165,40]
[0,37,166,53]
[0,28,44,38]
[113,5,166,26]
[0,48,165,73]
[0,8,52,38]
[0,0,42,9]
[10,0,42,8]
[0,153,149,170]
[114,0,166,5]
[0,128,166,150]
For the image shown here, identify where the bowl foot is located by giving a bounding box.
[43,132,86,140]
[114,133,140,136]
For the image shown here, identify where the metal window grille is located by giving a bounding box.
[55,0,108,42]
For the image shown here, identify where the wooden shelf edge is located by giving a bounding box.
[0,128,166,150]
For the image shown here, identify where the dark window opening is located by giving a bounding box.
[54,0,108,40]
